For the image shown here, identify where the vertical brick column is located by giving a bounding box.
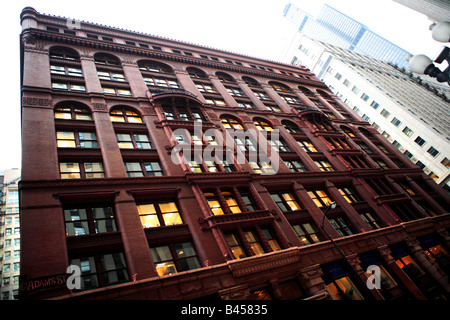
[292,182,341,239]
[91,104,127,178]
[297,264,328,298]
[406,177,447,215]
[235,79,266,111]
[261,84,291,113]
[80,56,102,94]
[209,75,237,107]
[114,190,157,280]
[377,245,427,300]
[21,98,60,180]
[122,62,148,98]
[174,68,207,103]
[325,180,370,232]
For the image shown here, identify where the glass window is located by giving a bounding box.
[59,162,81,179]
[110,109,142,123]
[221,116,244,130]
[151,246,177,276]
[174,242,201,272]
[223,191,241,214]
[292,223,322,245]
[64,206,117,236]
[285,160,307,172]
[414,136,426,147]
[244,231,265,256]
[307,190,332,207]
[225,233,247,260]
[329,217,354,236]
[270,192,301,212]
[137,201,183,228]
[55,106,92,120]
[338,187,361,203]
[297,140,317,152]
[427,146,439,157]
[204,192,224,215]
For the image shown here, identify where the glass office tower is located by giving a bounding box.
[283,3,412,68]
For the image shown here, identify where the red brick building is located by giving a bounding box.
[19,7,450,300]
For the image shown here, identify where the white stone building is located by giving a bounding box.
[282,34,450,188]
[0,169,21,300]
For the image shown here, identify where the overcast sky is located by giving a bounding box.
[0,0,445,172]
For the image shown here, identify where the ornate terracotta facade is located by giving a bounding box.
[19,7,450,300]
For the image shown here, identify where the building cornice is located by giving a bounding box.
[24,28,329,89]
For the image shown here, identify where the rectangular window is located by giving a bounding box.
[270,192,301,212]
[414,136,426,147]
[284,160,307,172]
[56,131,98,148]
[380,109,390,118]
[226,233,247,260]
[297,140,317,152]
[314,160,334,172]
[137,201,183,228]
[116,133,151,149]
[292,223,322,245]
[441,157,450,169]
[307,190,333,207]
[150,242,201,276]
[70,252,128,291]
[338,187,361,203]
[359,212,383,229]
[64,206,117,236]
[391,117,401,127]
[370,101,379,110]
[427,146,439,157]
[361,93,369,101]
[59,162,105,179]
[244,231,265,256]
[402,126,414,137]
[329,216,354,236]
[124,161,163,177]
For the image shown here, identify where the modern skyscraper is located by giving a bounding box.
[282,35,450,189]
[0,169,21,300]
[283,3,412,68]
[19,7,450,301]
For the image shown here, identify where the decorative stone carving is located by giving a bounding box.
[22,97,52,108]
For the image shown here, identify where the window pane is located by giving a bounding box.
[60,162,81,179]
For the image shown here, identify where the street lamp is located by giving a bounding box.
[406,20,450,85]
[320,202,376,300]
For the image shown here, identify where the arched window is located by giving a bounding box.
[138,60,173,74]
[317,89,333,100]
[359,127,374,138]
[138,60,179,88]
[220,115,244,130]
[253,118,273,131]
[187,67,207,79]
[341,126,356,138]
[282,120,302,133]
[298,86,315,97]
[216,72,235,83]
[49,46,80,61]
[270,81,292,93]
[94,52,121,66]
[54,103,92,120]
[110,107,142,123]
[242,76,260,87]
[50,47,85,92]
